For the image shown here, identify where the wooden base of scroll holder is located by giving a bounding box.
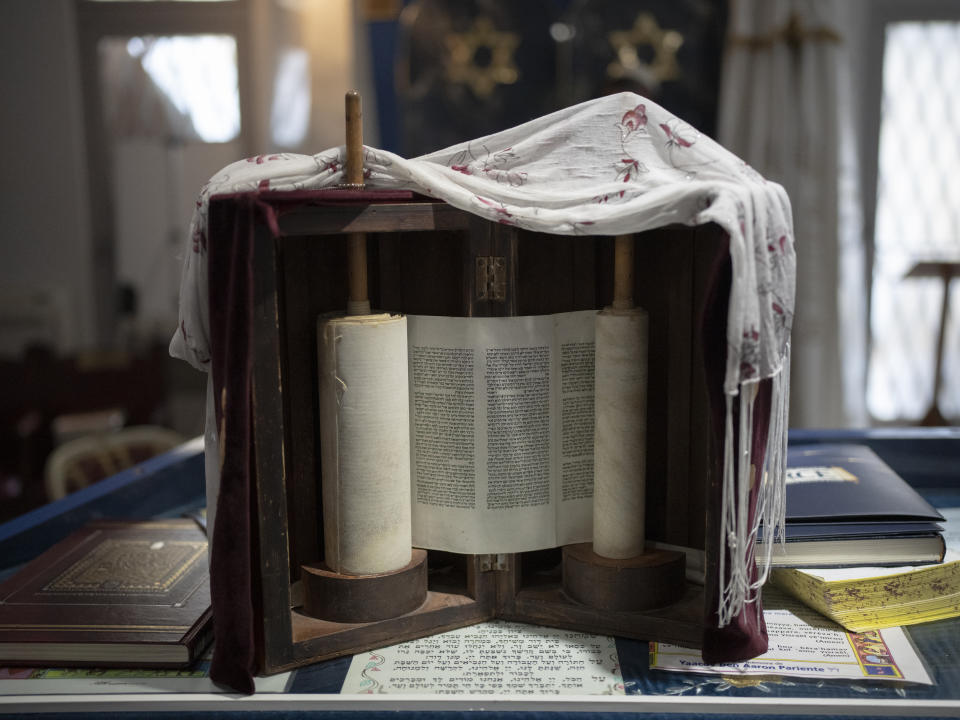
[561,543,685,612]
[300,549,429,623]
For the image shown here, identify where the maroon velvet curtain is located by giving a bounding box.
[700,233,772,663]
[207,194,258,693]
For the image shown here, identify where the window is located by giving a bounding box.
[115,34,241,143]
[77,0,253,345]
[862,5,960,424]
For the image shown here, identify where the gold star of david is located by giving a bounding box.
[444,16,520,98]
[607,12,684,85]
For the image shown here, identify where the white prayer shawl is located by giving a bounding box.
[171,92,795,628]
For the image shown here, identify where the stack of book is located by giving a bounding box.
[766,443,959,632]
[760,443,945,568]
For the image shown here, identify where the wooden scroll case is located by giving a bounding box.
[245,93,727,674]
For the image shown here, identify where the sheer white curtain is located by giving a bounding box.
[718,0,867,428]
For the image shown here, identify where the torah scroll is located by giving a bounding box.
[318,313,412,575]
[592,307,648,559]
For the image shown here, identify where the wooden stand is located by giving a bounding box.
[238,92,725,674]
[301,550,428,623]
[905,261,960,427]
[243,196,723,672]
[561,544,685,612]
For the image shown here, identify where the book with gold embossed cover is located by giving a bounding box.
[0,519,211,668]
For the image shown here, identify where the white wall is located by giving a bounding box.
[0,1,95,356]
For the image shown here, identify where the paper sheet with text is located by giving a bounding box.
[651,590,932,684]
[340,620,624,695]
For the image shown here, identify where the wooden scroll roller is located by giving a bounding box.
[344,90,370,317]
[302,91,427,624]
[561,234,684,612]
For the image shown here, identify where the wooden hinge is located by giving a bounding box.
[478,553,510,572]
[476,256,507,301]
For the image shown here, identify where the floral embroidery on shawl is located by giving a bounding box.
[449,144,528,187]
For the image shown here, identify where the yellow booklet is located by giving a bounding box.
[772,548,960,633]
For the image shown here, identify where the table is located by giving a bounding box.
[904,261,960,427]
[2,429,959,717]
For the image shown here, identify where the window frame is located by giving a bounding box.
[859,0,960,423]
